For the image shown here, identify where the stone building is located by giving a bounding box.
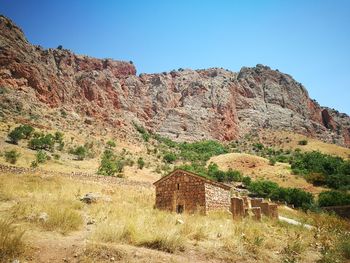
[153,169,231,214]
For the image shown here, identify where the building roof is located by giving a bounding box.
[153,169,232,190]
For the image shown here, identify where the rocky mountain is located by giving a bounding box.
[1,15,349,147]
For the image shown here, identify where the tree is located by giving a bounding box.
[7,125,34,144]
[70,146,87,160]
[28,133,55,152]
[20,125,34,139]
[8,128,24,144]
[97,149,124,176]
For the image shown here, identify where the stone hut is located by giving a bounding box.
[153,169,231,214]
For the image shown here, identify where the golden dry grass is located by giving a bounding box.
[259,130,350,159]
[2,172,348,262]
[0,218,26,261]
[209,152,326,194]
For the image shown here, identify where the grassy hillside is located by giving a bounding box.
[209,153,327,194]
[258,130,350,159]
[1,171,350,262]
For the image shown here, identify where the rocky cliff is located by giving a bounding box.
[1,15,349,147]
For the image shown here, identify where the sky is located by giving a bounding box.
[1,0,349,114]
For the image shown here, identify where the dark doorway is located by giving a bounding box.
[176,204,184,214]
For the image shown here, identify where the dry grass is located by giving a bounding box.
[0,173,85,234]
[0,218,26,261]
[209,152,326,194]
[0,172,349,262]
[259,130,350,159]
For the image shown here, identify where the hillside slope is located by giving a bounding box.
[0,15,349,147]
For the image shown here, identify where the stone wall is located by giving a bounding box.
[322,205,350,219]
[155,171,206,213]
[204,183,231,212]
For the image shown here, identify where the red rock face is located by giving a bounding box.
[0,15,349,147]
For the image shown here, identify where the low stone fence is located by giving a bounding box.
[322,205,350,219]
[231,196,278,221]
[0,164,152,188]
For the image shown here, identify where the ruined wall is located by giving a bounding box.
[204,183,231,212]
[322,205,350,219]
[154,171,206,213]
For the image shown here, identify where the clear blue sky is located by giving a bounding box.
[1,0,349,114]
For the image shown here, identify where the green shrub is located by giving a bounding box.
[163,152,177,163]
[70,146,88,160]
[4,150,20,164]
[291,151,350,190]
[28,134,55,151]
[318,190,350,207]
[242,176,252,186]
[252,143,264,151]
[134,123,150,142]
[137,157,145,169]
[226,168,243,182]
[30,161,38,168]
[179,140,228,163]
[53,154,60,160]
[106,140,116,149]
[248,179,314,208]
[269,157,276,166]
[298,140,308,145]
[98,149,125,177]
[7,128,24,144]
[7,125,34,144]
[36,150,48,164]
[54,131,64,143]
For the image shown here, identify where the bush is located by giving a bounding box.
[7,125,34,144]
[134,123,150,142]
[28,133,55,151]
[269,157,276,166]
[163,152,177,163]
[291,151,350,190]
[98,149,124,177]
[137,157,145,169]
[4,150,20,164]
[30,161,38,168]
[226,168,243,182]
[7,128,24,144]
[106,140,116,149]
[36,150,48,164]
[54,131,64,143]
[70,146,88,160]
[248,179,314,208]
[179,140,228,163]
[298,140,308,145]
[242,176,252,186]
[318,190,350,207]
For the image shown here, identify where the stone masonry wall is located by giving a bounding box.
[155,171,206,213]
[204,183,231,212]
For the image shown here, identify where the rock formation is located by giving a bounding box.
[0,15,349,147]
